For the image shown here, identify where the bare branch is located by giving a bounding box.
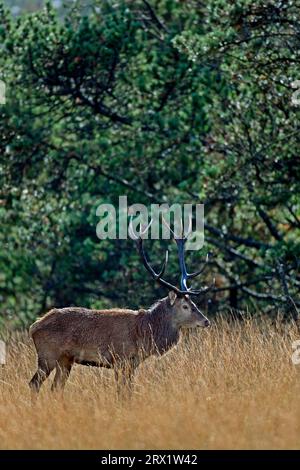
[205,224,270,249]
[257,206,283,241]
[142,1,169,33]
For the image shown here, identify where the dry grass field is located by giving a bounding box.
[0,315,300,450]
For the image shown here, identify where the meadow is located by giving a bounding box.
[0,315,300,450]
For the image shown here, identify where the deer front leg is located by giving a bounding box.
[114,358,139,397]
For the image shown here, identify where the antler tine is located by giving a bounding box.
[183,213,192,241]
[161,214,196,291]
[174,220,213,294]
[131,216,184,295]
[162,215,178,239]
[128,217,153,240]
[175,237,189,291]
[128,217,138,240]
[188,277,216,296]
[162,214,192,241]
[140,218,153,237]
[179,217,184,239]
[187,252,213,279]
[155,249,169,279]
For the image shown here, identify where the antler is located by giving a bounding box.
[130,216,214,296]
[129,218,184,295]
[162,215,215,295]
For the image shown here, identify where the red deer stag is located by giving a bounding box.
[29,220,213,393]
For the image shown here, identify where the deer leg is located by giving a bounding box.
[29,357,55,394]
[51,356,73,392]
[114,358,138,396]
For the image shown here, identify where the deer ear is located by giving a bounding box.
[168,291,177,306]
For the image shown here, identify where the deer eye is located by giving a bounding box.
[183,305,189,310]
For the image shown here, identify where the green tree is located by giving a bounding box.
[0,0,299,327]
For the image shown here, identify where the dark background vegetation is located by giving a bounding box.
[0,0,299,327]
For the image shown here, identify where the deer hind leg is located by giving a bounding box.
[29,357,55,394]
[51,356,73,392]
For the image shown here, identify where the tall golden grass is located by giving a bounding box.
[0,315,300,450]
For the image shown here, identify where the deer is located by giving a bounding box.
[29,218,213,393]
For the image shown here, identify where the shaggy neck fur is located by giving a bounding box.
[136,297,180,356]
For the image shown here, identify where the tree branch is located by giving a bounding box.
[142,0,169,33]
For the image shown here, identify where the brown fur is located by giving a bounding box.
[29,293,209,393]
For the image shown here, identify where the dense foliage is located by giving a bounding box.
[0,0,299,327]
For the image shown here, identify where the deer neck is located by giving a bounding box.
[137,298,180,356]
